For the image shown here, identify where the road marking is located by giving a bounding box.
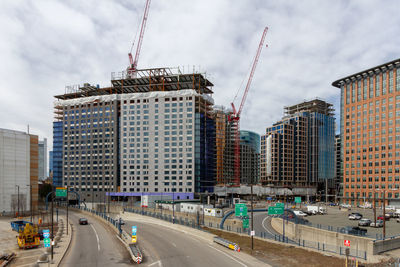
[148,260,162,267]
[171,242,177,247]
[261,216,274,235]
[90,224,101,251]
[207,245,247,267]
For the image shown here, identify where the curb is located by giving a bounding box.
[56,219,73,267]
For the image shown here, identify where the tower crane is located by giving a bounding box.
[229,27,268,186]
[128,0,151,74]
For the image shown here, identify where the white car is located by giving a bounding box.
[293,210,307,217]
[341,203,352,209]
[370,220,384,228]
[348,213,362,220]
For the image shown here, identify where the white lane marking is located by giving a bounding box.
[90,224,101,251]
[262,216,275,235]
[207,245,247,267]
[148,260,162,267]
[171,242,177,247]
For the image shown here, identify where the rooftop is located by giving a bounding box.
[332,58,400,88]
[284,98,334,116]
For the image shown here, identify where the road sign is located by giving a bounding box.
[132,236,137,243]
[132,226,137,236]
[344,239,350,247]
[43,229,50,239]
[295,197,301,204]
[56,187,67,198]
[250,231,255,236]
[268,206,284,215]
[275,202,284,208]
[44,238,51,248]
[235,204,248,217]
[243,219,249,229]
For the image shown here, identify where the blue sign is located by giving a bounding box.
[267,197,272,201]
[132,226,137,236]
[43,229,50,239]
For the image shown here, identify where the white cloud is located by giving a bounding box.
[1,0,400,150]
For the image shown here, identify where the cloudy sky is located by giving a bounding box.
[1,0,400,151]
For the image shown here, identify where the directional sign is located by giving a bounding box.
[295,197,301,204]
[235,204,248,217]
[243,219,249,229]
[344,239,350,247]
[43,229,50,239]
[268,206,284,215]
[132,236,137,243]
[132,226,137,236]
[44,238,51,248]
[275,202,284,208]
[56,187,67,198]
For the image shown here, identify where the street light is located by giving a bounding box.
[26,185,32,223]
[172,183,175,224]
[15,185,20,217]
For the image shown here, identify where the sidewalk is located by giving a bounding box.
[121,211,269,267]
[0,215,72,267]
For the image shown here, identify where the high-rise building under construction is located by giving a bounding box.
[53,68,216,201]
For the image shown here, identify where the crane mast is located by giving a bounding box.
[230,27,268,186]
[128,0,151,74]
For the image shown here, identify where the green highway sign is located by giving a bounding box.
[275,202,284,208]
[56,187,67,198]
[268,206,284,215]
[235,203,248,217]
[295,197,301,204]
[243,219,249,229]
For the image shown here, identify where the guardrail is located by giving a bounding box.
[213,236,240,252]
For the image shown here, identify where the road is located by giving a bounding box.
[60,210,131,267]
[122,218,253,267]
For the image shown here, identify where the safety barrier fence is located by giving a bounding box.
[124,207,368,260]
[213,237,240,251]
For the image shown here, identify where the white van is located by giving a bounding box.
[293,210,307,217]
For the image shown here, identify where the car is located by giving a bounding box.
[293,210,308,217]
[370,220,384,228]
[386,205,396,211]
[348,213,363,220]
[79,218,88,225]
[358,218,372,226]
[377,215,390,221]
[397,218,400,223]
[343,226,367,236]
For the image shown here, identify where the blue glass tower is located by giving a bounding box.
[52,121,63,187]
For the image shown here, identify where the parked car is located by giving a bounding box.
[396,218,400,223]
[340,203,352,209]
[370,220,384,228]
[358,218,372,226]
[79,218,88,225]
[386,212,396,218]
[348,213,363,220]
[386,205,396,211]
[343,226,367,236]
[293,210,307,217]
[377,215,390,221]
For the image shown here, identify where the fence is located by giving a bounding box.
[124,206,368,260]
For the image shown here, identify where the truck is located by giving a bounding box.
[307,206,326,215]
[17,223,40,249]
[395,209,400,218]
[10,220,31,232]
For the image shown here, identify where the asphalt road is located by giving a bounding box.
[59,210,131,267]
[122,218,251,267]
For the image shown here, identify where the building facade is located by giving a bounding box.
[240,130,260,185]
[0,129,38,215]
[261,99,335,189]
[334,135,342,200]
[53,68,216,201]
[38,138,47,180]
[333,58,400,205]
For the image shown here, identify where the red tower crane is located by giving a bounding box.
[128,0,151,73]
[229,27,268,186]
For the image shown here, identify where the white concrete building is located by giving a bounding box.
[0,129,31,215]
[38,138,47,180]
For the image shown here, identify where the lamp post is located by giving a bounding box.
[172,183,175,224]
[15,185,20,217]
[51,186,54,262]
[26,185,32,222]
[250,182,254,250]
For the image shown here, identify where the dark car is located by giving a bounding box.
[342,226,367,236]
[79,218,88,225]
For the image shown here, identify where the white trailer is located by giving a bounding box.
[307,206,326,215]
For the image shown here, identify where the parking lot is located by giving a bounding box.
[302,205,400,238]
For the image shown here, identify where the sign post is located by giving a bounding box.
[132,226,137,243]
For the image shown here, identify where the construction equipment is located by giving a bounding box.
[228,27,268,186]
[128,0,151,74]
[10,220,30,232]
[17,223,40,249]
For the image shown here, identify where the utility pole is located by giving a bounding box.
[373,189,376,228]
[283,192,286,243]
[51,186,54,262]
[383,190,386,239]
[172,185,175,224]
[66,185,69,235]
[250,183,254,250]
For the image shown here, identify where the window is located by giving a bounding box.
[376,75,380,96]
